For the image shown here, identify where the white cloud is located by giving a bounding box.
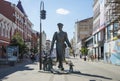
[56,8,70,15]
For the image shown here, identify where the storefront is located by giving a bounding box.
[0,40,9,58]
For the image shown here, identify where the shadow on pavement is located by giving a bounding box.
[0,62,34,80]
[38,69,112,80]
[70,71,112,80]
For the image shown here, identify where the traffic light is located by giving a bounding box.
[40,10,46,19]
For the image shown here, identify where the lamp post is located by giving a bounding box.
[39,1,46,70]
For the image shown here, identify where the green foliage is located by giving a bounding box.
[10,33,23,45]
[80,47,89,55]
[10,32,27,57]
[30,47,38,54]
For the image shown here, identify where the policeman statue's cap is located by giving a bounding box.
[57,23,63,27]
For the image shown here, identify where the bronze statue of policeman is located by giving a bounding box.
[50,23,72,70]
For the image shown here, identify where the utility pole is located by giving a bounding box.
[39,1,46,70]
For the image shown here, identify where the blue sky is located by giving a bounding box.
[6,0,93,40]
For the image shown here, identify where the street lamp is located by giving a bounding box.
[39,1,46,70]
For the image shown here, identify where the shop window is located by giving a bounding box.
[0,27,1,36]
[113,22,119,37]
[107,25,111,40]
[94,34,97,44]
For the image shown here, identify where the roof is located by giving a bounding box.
[75,17,93,24]
[17,0,27,16]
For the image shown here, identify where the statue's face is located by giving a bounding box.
[58,26,63,31]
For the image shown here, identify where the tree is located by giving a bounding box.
[10,32,27,59]
[30,47,38,54]
[80,46,89,61]
[80,47,88,55]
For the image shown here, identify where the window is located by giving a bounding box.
[107,25,111,40]
[0,27,1,36]
[1,23,3,36]
[113,22,119,37]
[0,23,1,36]
[3,28,5,37]
[94,34,97,44]
[98,32,101,41]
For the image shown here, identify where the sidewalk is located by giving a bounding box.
[0,59,31,73]
[0,58,89,81]
[1,57,120,81]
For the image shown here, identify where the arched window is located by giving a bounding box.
[1,24,3,36]
[10,28,12,40]
[0,23,1,36]
[3,28,5,37]
[0,27,1,36]
[4,24,7,37]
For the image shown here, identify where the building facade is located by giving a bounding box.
[104,0,120,65]
[92,0,120,65]
[93,0,105,60]
[0,0,33,57]
[37,31,47,54]
[74,17,93,55]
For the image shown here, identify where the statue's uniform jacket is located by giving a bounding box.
[51,30,71,61]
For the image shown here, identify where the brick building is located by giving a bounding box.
[74,17,93,55]
[0,0,33,58]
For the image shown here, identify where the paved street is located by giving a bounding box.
[0,57,120,81]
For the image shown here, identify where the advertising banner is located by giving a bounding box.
[110,39,120,65]
[6,46,19,61]
[104,39,120,65]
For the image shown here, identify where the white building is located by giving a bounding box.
[42,31,46,52]
[93,0,105,60]
[37,31,46,53]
